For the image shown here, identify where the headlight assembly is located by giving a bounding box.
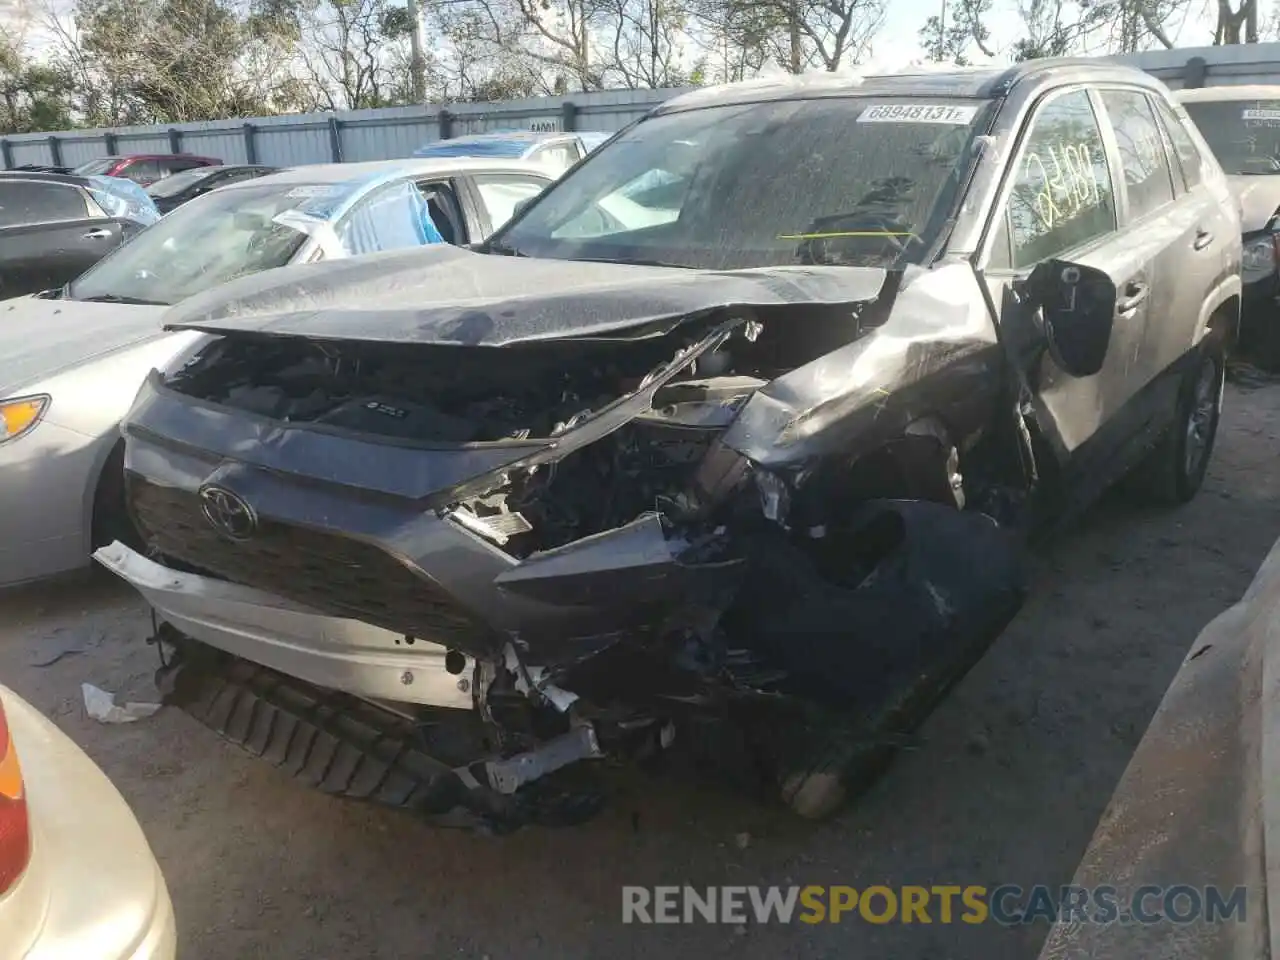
[0,395,49,444]
[1242,235,1278,281]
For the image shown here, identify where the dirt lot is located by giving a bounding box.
[4,378,1280,960]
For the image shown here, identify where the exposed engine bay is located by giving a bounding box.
[162,304,878,555]
[108,253,1028,833]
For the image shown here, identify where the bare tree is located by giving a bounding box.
[692,0,883,74]
[1006,0,1190,59]
[919,0,996,63]
[1215,0,1258,42]
[604,0,689,87]
[795,0,885,70]
[299,0,415,110]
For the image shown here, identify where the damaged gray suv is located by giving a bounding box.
[97,59,1240,831]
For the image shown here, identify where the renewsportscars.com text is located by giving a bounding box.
[621,884,1248,926]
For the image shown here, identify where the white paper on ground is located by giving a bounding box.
[82,683,162,723]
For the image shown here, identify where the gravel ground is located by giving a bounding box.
[4,379,1280,960]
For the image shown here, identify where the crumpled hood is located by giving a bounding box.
[0,296,168,398]
[161,244,889,346]
[1227,174,1280,233]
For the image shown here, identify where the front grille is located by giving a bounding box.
[128,477,495,651]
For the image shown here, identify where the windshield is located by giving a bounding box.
[493,97,988,269]
[67,181,324,305]
[147,166,220,198]
[1183,99,1280,175]
[74,157,119,176]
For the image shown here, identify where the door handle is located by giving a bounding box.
[1193,230,1214,250]
[81,228,113,240]
[1117,281,1149,316]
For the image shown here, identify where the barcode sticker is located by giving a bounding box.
[857,104,979,125]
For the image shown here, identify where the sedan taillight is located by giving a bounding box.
[0,700,31,894]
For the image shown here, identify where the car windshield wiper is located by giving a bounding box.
[568,256,696,269]
[484,239,528,257]
[72,293,168,306]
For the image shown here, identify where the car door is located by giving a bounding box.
[466,172,553,236]
[1146,93,1237,379]
[1093,87,1190,418]
[980,86,1155,492]
[0,180,124,297]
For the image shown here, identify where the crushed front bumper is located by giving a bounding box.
[92,541,474,710]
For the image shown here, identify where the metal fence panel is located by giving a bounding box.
[1110,41,1280,90]
[117,134,176,154]
[252,123,332,166]
[341,117,438,162]
[58,137,104,167]
[179,128,246,162]
[0,88,686,170]
[9,141,47,166]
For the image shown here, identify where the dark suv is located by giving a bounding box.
[0,171,151,298]
[100,59,1241,831]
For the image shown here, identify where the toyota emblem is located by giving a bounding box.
[198,485,257,540]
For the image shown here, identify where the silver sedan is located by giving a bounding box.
[0,156,555,587]
[0,684,176,958]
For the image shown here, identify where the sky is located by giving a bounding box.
[0,0,1243,72]
[873,0,1226,66]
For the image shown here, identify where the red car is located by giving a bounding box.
[72,153,223,187]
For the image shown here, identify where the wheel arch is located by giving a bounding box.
[85,430,128,554]
[1196,278,1241,350]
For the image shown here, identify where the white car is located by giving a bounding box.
[0,684,175,958]
[412,131,614,176]
[0,157,556,587]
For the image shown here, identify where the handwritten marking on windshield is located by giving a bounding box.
[777,231,916,240]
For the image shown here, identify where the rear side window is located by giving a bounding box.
[164,158,207,173]
[1001,89,1117,269]
[529,143,579,171]
[474,175,549,230]
[1100,90,1176,220]
[1152,98,1203,189]
[218,169,265,187]
[120,159,163,183]
[0,181,88,226]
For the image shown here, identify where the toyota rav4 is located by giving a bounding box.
[97,59,1241,831]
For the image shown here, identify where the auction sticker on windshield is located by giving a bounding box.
[1243,107,1280,125]
[857,104,979,124]
[286,185,341,198]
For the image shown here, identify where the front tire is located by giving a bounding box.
[1133,343,1224,506]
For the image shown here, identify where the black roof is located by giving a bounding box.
[656,57,1164,114]
[0,169,93,187]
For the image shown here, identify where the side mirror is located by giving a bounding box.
[1023,259,1116,378]
[513,197,536,219]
